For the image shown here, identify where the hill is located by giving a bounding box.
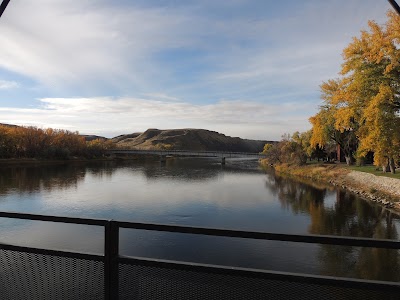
[113,128,274,152]
[0,123,274,152]
[81,135,108,142]
[0,123,20,128]
[110,132,141,143]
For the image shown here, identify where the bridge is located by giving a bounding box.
[107,149,266,164]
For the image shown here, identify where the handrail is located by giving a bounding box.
[0,210,399,299]
[0,211,398,249]
[0,211,108,226]
[116,220,400,249]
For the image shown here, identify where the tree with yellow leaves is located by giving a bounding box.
[310,11,400,173]
[309,87,358,166]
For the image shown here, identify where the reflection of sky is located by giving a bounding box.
[0,160,311,234]
[0,160,312,264]
[0,219,103,254]
[0,160,399,280]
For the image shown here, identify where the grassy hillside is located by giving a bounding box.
[81,135,108,141]
[0,123,274,153]
[114,128,274,152]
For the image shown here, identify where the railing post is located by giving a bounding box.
[105,220,119,300]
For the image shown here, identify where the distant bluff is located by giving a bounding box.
[112,128,275,152]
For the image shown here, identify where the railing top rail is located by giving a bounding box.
[115,220,400,249]
[0,211,398,249]
[0,211,108,226]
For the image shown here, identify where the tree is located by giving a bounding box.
[310,101,357,165]
[310,11,400,172]
[357,85,400,172]
[0,124,115,160]
[292,130,327,161]
[340,13,400,173]
[263,137,307,166]
[262,143,282,165]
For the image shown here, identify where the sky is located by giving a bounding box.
[0,0,392,140]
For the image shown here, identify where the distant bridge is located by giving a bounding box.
[107,149,266,164]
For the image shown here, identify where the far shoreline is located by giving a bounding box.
[0,154,175,166]
[0,157,123,166]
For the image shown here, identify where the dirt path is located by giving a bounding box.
[346,171,400,198]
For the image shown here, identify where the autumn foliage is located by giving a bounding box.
[262,134,308,166]
[309,11,400,173]
[0,125,114,159]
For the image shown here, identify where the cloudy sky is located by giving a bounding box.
[0,0,392,140]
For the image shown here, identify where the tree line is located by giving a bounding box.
[264,11,400,174]
[0,124,114,159]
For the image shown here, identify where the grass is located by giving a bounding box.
[347,165,400,179]
[262,159,400,180]
[268,161,348,183]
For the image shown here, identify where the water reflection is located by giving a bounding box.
[0,159,261,197]
[266,173,327,215]
[0,164,86,195]
[265,170,400,281]
[0,160,399,281]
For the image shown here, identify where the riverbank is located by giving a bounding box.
[261,161,400,211]
[0,157,117,166]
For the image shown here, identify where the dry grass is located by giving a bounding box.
[268,162,349,182]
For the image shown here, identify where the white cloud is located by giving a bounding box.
[0,80,19,89]
[0,97,314,140]
[0,0,390,95]
[0,0,391,139]
[0,0,196,90]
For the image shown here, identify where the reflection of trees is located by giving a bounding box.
[0,159,263,197]
[310,190,399,281]
[265,171,400,281]
[0,161,121,196]
[0,164,86,195]
[309,191,394,237]
[85,161,119,178]
[355,216,400,281]
[266,173,326,215]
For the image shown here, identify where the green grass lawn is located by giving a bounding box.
[347,165,400,179]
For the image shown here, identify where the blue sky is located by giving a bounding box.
[0,0,391,140]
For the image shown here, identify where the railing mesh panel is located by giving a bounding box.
[119,263,399,300]
[0,249,104,300]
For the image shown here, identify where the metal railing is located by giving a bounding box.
[0,211,399,299]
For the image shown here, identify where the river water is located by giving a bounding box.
[0,158,399,282]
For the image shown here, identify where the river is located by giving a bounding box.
[0,158,399,282]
